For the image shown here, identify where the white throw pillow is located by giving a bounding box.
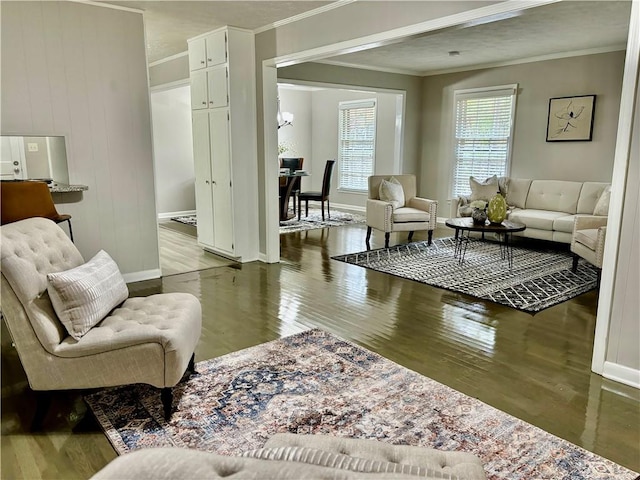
[593,185,611,216]
[470,175,500,202]
[47,250,129,340]
[379,176,405,209]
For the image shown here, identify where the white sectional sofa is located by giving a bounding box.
[451,178,610,244]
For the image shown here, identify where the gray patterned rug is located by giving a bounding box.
[85,330,637,480]
[171,210,365,235]
[332,237,599,313]
[279,208,365,234]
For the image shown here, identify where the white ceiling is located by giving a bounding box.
[101,1,631,73]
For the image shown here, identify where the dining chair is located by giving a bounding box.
[1,180,74,241]
[298,160,335,221]
[279,158,304,214]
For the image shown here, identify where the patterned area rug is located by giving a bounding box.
[85,330,637,480]
[171,215,197,226]
[171,210,365,234]
[332,237,598,313]
[280,208,365,234]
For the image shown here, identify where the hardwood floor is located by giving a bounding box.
[2,224,639,478]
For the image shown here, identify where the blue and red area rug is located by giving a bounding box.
[85,329,637,480]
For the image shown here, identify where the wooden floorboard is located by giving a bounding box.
[2,224,639,478]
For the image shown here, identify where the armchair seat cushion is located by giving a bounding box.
[574,228,599,250]
[54,293,201,358]
[392,207,430,223]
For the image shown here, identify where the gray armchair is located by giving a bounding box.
[0,218,202,428]
[366,175,438,248]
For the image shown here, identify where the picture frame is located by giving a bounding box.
[546,94,596,142]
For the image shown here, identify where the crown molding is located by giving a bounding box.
[313,59,420,76]
[148,51,189,68]
[253,0,357,34]
[67,0,143,14]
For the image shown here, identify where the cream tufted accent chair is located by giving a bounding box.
[571,215,607,275]
[0,218,202,428]
[366,175,438,248]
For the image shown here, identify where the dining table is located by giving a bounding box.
[279,170,309,221]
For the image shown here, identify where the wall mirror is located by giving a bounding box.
[1,135,69,184]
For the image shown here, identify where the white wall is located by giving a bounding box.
[151,85,196,217]
[421,51,626,210]
[278,87,313,193]
[1,1,159,278]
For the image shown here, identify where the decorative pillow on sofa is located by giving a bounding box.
[469,175,500,201]
[593,185,611,216]
[379,176,405,209]
[47,250,129,340]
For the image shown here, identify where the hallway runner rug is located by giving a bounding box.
[85,330,637,480]
[332,237,598,313]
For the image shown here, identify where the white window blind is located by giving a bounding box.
[338,99,376,191]
[452,85,517,197]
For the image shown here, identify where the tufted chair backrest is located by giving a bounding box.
[368,175,417,201]
[1,218,84,352]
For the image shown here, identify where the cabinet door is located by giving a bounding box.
[207,65,228,108]
[188,38,207,71]
[190,71,208,110]
[192,112,214,248]
[205,30,227,67]
[209,109,234,254]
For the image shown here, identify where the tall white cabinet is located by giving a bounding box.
[188,27,259,262]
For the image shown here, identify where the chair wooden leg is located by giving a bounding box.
[408,231,414,243]
[321,200,325,221]
[384,233,390,248]
[161,387,173,421]
[305,200,309,218]
[366,227,372,246]
[427,230,433,246]
[67,219,74,243]
[327,199,330,219]
[298,196,302,220]
[572,254,579,273]
[188,353,196,375]
[31,390,53,432]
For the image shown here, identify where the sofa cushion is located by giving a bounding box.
[47,250,129,340]
[578,182,610,214]
[505,178,532,209]
[574,228,599,250]
[470,175,500,201]
[509,209,569,231]
[393,207,430,223]
[552,215,577,234]
[593,185,612,216]
[265,434,486,480]
[525,180,583,214]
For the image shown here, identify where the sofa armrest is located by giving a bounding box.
[573,215,608,233]
[408,197,438,226]
[450,196,470,218]
[366,199,393,232]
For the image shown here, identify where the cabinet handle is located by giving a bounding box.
[209,101,213,104]
[202,101,206,105]
[207,58,212,62]
[205,180,210,184]
[200,60,205,64]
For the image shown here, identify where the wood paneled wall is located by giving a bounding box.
[1,1,160,278]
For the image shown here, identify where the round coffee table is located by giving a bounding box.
[445,217,526,269]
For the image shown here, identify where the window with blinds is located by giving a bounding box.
[451,85,517,198]
[338,99,377,192]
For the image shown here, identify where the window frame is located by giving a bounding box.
[450,84,518,199]
[337,98,377,193]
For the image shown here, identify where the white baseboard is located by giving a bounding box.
[157,210,196,221]
[330,202,365,213]
[123,269,162,283]
[602,361,640,389]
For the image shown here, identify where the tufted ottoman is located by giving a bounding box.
[92,434,486,479]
